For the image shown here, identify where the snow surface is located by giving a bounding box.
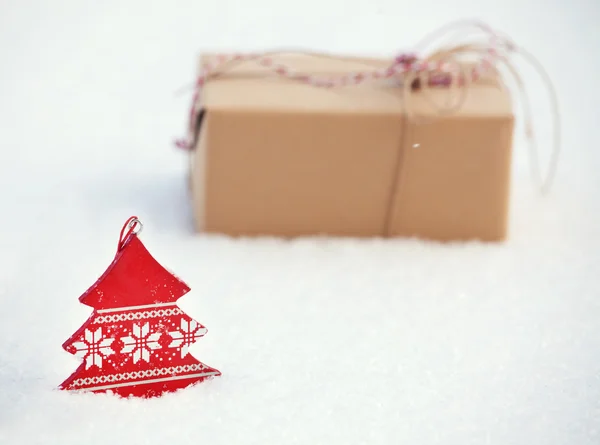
[1,1,599,444]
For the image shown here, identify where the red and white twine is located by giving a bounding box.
[174,51,496,151]
[174,20,560,194]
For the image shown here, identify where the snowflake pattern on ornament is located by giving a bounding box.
[169,318,208,358]
[121,322,162,364]
[70,327,115,370]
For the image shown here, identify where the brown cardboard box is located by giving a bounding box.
[187,54,514,241]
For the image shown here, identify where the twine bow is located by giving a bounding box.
[175,20,560,195]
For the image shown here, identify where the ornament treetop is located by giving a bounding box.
[78,216,191,311]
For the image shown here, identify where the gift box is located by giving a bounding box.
[177,23,557,241]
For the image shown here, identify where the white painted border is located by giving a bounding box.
[96,302,178,314]
[73,372,219,392]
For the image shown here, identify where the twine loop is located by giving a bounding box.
[118,216,143,252]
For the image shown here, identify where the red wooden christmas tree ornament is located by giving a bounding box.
[59,216,221,398]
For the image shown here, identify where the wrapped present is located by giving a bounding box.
[176,21,559,241]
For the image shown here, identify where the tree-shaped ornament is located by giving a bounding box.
[59,216,220,398]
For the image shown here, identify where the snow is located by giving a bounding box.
[1,0,599,443]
